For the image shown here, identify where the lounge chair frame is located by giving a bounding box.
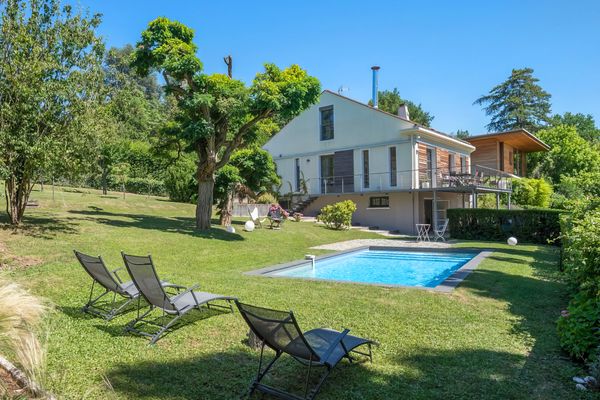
[74,250,140,321]
[248,206,267,229]
[122,252,236,344]
[236,301,375,400]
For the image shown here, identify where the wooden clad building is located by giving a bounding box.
[465,129,550,177]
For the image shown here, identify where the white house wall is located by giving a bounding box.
[303,192,417,234]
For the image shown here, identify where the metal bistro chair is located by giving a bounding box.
[236,301,376,400]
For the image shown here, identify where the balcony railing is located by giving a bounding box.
[308,165,512,195]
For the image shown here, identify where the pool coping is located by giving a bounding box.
[244,246,493,293]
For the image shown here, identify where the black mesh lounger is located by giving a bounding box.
[74,250,160,321]
[121,252,237,344]
[236,301,376,400]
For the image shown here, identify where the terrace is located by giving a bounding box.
[312,165,512,195]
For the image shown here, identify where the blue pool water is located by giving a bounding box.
[272,250,477,287]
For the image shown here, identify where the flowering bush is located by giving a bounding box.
[317,200,356,230]
[268,203,289,219]
[292,212,303,222]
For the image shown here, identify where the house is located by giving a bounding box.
[465,129,550,177]
[263,87,547,234]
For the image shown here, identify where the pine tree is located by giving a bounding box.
[474,68,551,132]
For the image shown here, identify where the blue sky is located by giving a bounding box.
[77,0,600,135]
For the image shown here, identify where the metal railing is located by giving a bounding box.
[308,165,512,195]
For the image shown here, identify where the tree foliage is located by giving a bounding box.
[550,112,600,144]
[531,125,600,183]
[511,177,553,208]
[474,68,552,132]
[370,88,434,127]
[0,0,104,224]
[131,17,320,229]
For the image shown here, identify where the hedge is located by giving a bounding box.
[447,208,564,245]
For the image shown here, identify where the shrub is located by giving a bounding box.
[511,177,553,208]
[317,200,356,230]
[163,157,197,203]
[256,192,277,204]
[557,291,600,360]
[124,177,166,196]
[560,200,600,294]
[447,208,563,245]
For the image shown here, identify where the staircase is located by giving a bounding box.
[290,196,319,214]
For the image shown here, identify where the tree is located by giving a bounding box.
[131,17,320,230]
[369,88,434,127]
[454,129,470,139]
[550,112,600,143]
[474,68,552,132]
[531,125,600,183]
[213,148,280,226]
[0,0,104,224]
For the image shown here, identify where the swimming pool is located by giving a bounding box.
[254,248,485,290]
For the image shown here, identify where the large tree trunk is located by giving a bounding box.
[196,176,215,230]
[5,175,32,225]
[219,189,234,226]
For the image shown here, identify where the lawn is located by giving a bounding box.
[0,187,593,399]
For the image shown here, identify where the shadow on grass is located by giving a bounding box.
[105,347,542,400]
[454,246,581,397]
[67,209,244,241]
[0,214,79,238]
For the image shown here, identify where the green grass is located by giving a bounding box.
[0,187,594,399]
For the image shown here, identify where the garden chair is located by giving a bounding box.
[121,252,236,344]
[248,206,267,228]
[74,250,161,321]
[432,219,449,242]
[236,301,376,400]
[268,209,286,230]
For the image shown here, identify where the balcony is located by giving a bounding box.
[309,165,512,195]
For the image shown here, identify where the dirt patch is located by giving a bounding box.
[0,241,42,271]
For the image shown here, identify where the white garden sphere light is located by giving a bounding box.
[226,225,236,234]
[507,237,518,246]
[244,220,255,232]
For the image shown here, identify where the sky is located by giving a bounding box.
[75,0,600,135]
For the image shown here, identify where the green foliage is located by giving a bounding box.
[550,112,600,143]
[0,0,105,223]
[256,192,278,204]
[455,129,470,139]
[560,200,600,295]
[214,165,243,210]
[370,88,434,127]
[229,148,280,193]
[131,17,320,229]
[557,291,600,360]
[511,178,553,208]
[122,177,165,196]
[557,171,600,199]
[447,208,563,244]
[474,68,552,132]
[532,125,600,183]
[163,155,197,203]
[317,200,357,230]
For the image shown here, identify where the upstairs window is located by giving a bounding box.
[362,150,370,189]
[320,106,334,140]
[390,146,397,186]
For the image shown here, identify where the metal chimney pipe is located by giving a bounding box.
[371,66,380,108]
